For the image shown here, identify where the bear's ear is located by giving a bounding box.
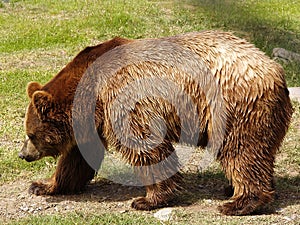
[27,82,43,99]
[32,91,54,121]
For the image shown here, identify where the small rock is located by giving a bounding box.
[28,208,34,213]
[204,199,212,204]
[154,208,173,222]
[19,206,29,212]
[290,214,297,220]
[283,216,292,222]
[272,48,300,62]
[283,214,298,222]
[17,194,26,200]
[117,203,123,207]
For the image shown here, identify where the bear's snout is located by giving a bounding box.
[19,139,41,162]
[18,151,35,162]
[18,153,36,162]
[18,152,25,160]
[19,140,28,160]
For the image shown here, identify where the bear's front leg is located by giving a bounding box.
[131,172,182,210]
[29,177,57,195]
[29,146,97,195]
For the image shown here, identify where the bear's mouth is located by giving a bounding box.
[18,152,40,162]
[24,156,36,162]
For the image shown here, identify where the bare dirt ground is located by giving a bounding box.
[0,151,213,221]
[0,154,299,224]
[0,178,144,220]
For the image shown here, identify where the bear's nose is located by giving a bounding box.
[19,152,25,160]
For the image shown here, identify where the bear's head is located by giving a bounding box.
[19,82,73,162]
[19,37,132,162]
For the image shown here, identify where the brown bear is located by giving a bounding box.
[19,30,293,216]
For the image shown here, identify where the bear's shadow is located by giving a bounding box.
[44,170,300,215]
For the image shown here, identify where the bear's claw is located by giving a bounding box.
[218,196,261,216]
[29,181,53,195]
[131,197,166,211]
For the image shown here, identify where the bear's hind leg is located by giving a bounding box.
[130,141,182,210]
[29,146,96,195]
[218,140,276,216]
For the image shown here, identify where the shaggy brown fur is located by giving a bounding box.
[19,31,293,215]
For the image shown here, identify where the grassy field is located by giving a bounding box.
[0,0,299,224]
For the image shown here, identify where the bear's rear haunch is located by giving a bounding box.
[19,30,293,216]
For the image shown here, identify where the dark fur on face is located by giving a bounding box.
[19,94,72,162]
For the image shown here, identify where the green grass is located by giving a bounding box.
[0,70,55,183]
[182,0,300,86]
[0,0,299,224]
[6,212,161,225]
[0,0,169,53]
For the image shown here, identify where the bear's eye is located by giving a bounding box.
[45,136,52,143]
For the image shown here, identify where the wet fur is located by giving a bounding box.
[22,31,293,215]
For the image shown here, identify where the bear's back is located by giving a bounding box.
[167,31,287,98]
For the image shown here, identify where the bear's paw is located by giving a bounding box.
[131,197,167,211]
[29,181,55,196]
[218,195,262,216]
